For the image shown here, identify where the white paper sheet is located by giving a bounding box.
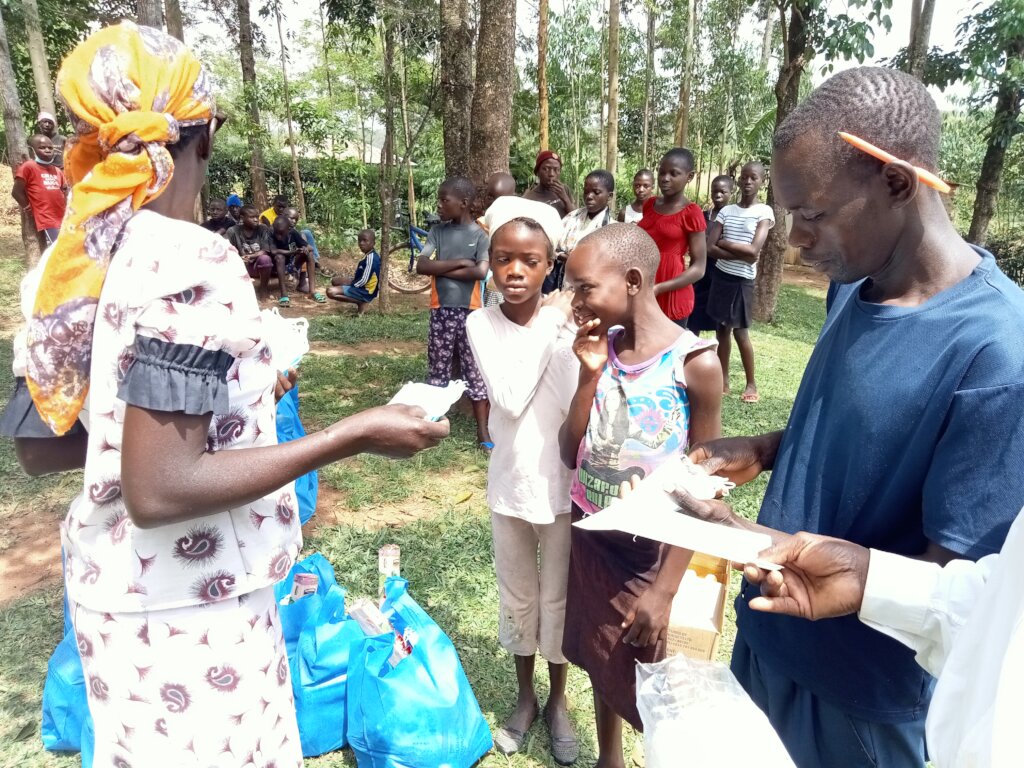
[573,459,776,566]
[388,380,467,421]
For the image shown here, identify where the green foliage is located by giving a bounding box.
[985,232,1024,285]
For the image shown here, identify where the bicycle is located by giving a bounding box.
[387,209,440,294]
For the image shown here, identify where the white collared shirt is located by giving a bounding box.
[859,508,1024,767]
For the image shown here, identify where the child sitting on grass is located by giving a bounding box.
[227,204,278,302]
[559,223,722,768]
[706,161,774,402]
[416,176,493,451]
[466,199,580,765]
[617,168,654,224]
[327,229,381,314]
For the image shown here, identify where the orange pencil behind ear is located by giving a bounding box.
[839,132,952,194]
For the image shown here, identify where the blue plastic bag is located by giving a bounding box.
[273,553,338,658]
[347,577,493,768]
[41,569,93,766]
[276,385,319,524]
[292,583,365,757]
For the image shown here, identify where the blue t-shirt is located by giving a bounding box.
[737,249,1024,722]
[349,249,380,301]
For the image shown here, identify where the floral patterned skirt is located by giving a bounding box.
[71,586,303,768]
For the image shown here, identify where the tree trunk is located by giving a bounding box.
[237,0,268,209]
[22,0,55,117]
[468,0,517,185]
[274,3,307,221]
[378,19,397,313]
[605,0,620,175]
[538,0,550,151]
[397,32,418,227]
[164,0,185,40]
[641,1,655,166]
[440,0,474,177]
[906,0,936,81]
[137,0,164,28]
[968,42,1024,245]
[753,3,806,323]
[0,6,40,265]
[759,3,774,73]
[674,0,696,146]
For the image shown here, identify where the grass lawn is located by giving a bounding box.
[0,268,825,767]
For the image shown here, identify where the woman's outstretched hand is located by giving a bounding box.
[348,404,450,459]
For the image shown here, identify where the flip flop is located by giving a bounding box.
[741,392,760,403]
[544,705,580,765]
[312,292,326,303]
[479,441,494,454]
[493,709,539,755]
[278,296,291,306]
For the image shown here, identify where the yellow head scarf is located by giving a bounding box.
[26,22,216,435]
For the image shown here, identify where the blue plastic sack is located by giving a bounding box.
[276,385,319,524]
[273,553,338,658]
[292,583,365,757]
[347,577,493,768]
[41,570,93,766]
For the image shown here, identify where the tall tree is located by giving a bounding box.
[137,0,164,27]
[469,0,517,183]
[270,0,307,220]
[759,0,775,72]
[164,0,185,40]
[907,0,936,80]
[673,0,696,145]
[538,0,550,150]
[753,0,892,322]
[236,0,268,208]
[440,0,474,176]
[605,0,620,174]
[642,1,656,166]
[0,4,39,264]
[22,0,55,116]
[377,16,397,313]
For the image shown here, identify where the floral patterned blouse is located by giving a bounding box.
[13,211,301,613]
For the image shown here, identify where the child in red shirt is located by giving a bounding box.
[638,148,707,327]
[12,135,68,250]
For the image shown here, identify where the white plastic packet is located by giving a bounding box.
[260,308,310,372]
[388,380,467,421]
[637,655,795,767]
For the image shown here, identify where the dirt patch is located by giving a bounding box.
[301,467,485,539]
[309,339,423,358]
[781,263,829,293]
[0,497,67,607]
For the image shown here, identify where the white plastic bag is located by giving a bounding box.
[261,308,310,372]
[636,655,795,767]
[388,380,467,421]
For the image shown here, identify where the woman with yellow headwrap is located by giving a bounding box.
[1,23,448,766]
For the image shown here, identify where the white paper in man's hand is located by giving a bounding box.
[388,380,467,421]
[573,457,776,566]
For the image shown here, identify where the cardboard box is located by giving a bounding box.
[665,552,729,661]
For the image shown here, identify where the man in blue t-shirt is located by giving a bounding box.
[327,229,380,314]
[675,68,1024,767]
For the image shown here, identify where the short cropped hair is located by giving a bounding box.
[577,223,660,281]
[633,168,654,180]
[358,228,375,239]
[439,175,477,203]
[661,147,695,172]
[586,169,615,193]
[711,174,735,189]
[273,194,289,205]
[774,67,941,178]
[241,203,259,216]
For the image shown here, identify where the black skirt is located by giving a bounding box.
[707,267,754,329]
[688,257,718,333]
